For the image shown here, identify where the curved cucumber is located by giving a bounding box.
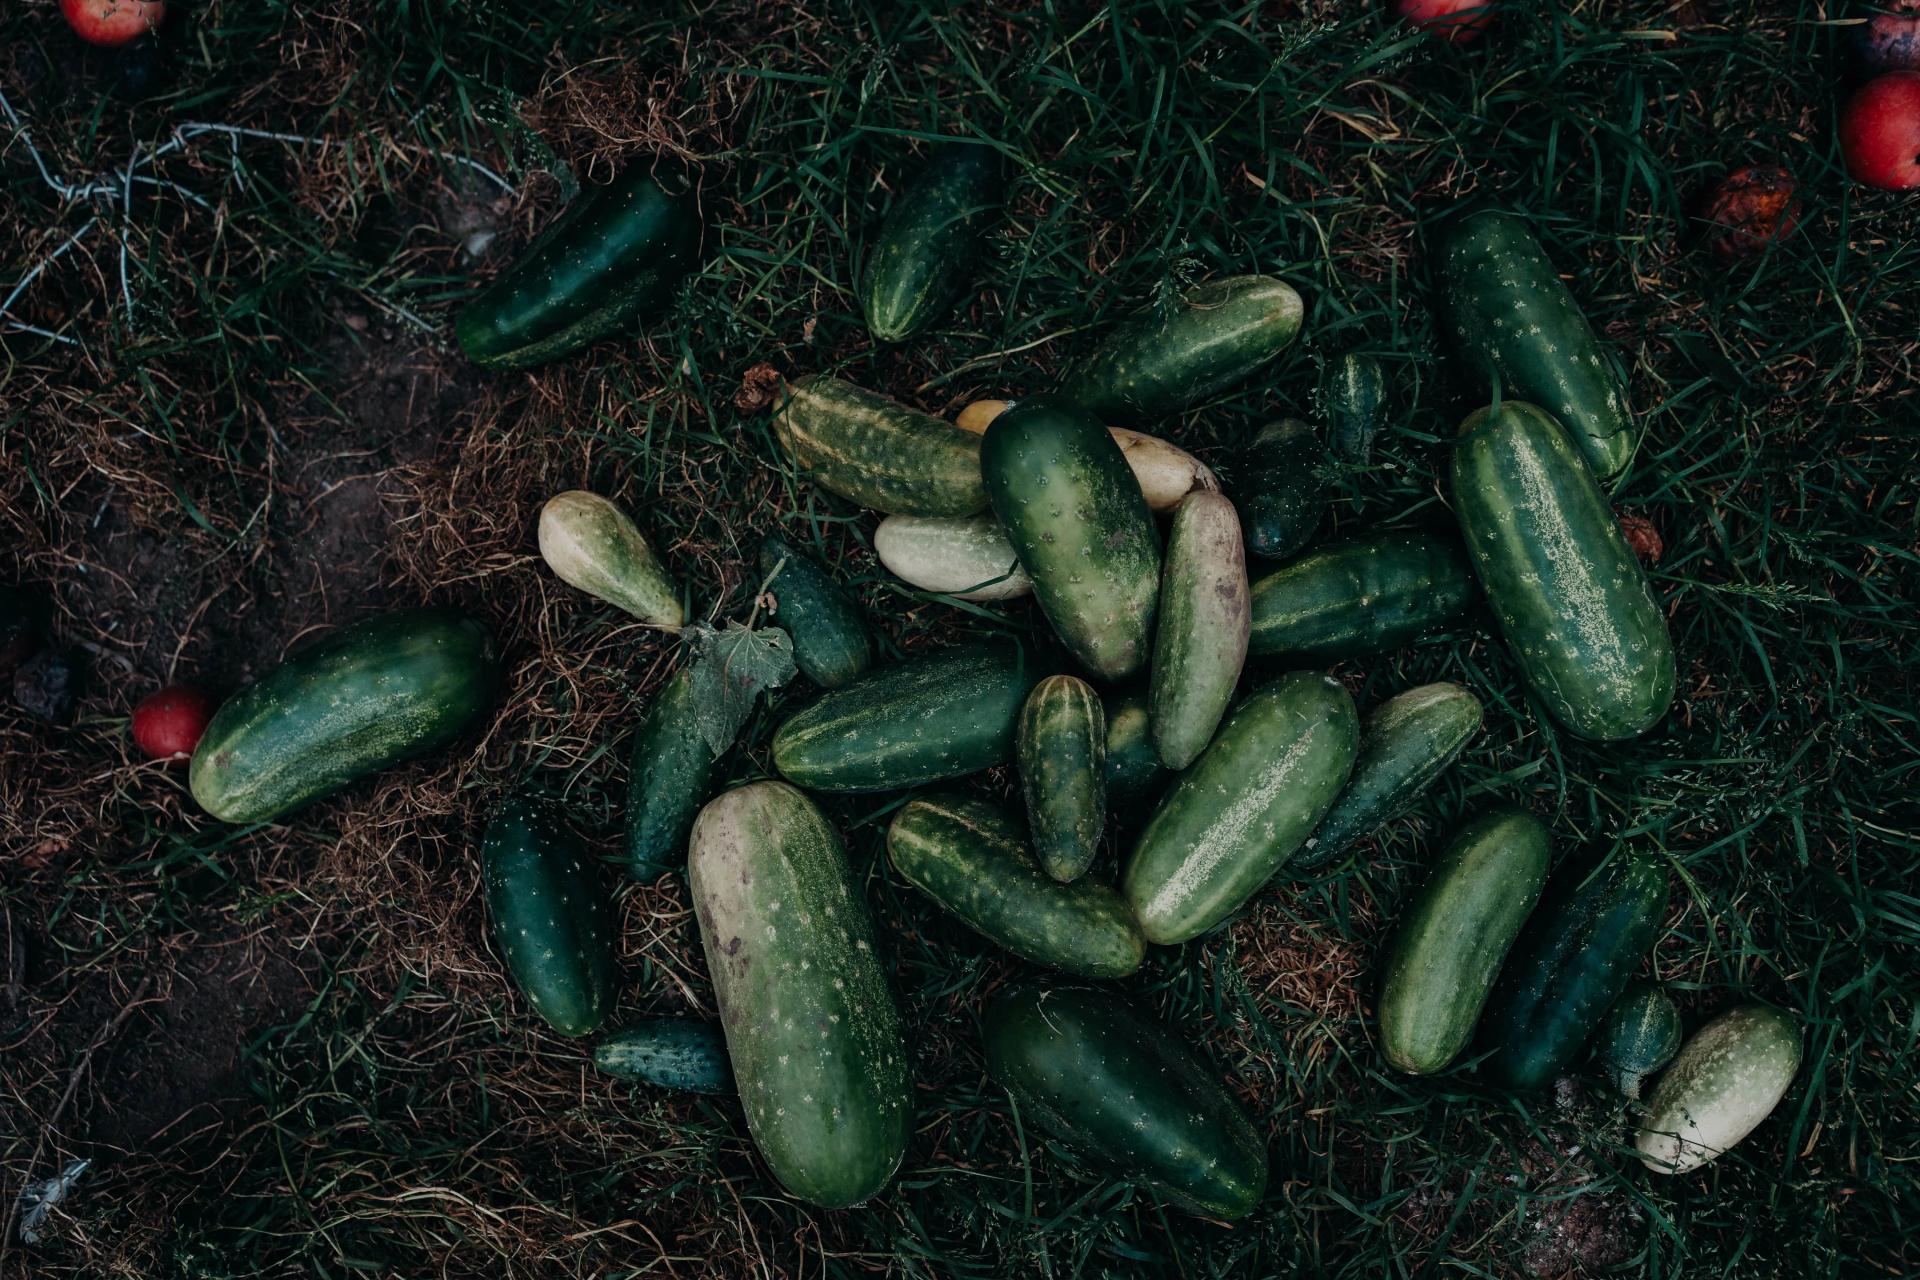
[1636,1004,1800,1174]
[1103,688,1169,811]
[624,667,715,881]
[594,1018,732,1095]
[872,513,1032,602]
[1593,981,1682,1100]
[1016,675,1107,883]
[1248,532,1474,664]
[757,532,873,688]
[538,490,684,629]
[771,375,987,516]
[1234,420,1327,561]
[483,794,616,1037]
[860,142,1005,342]
[1324,353,1389,463]
[1150,491,1250,769]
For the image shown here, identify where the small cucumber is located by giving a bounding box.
[1636,1004,1800,1175]
[624,667,716,882]
[1102,688,1169,812]
[1016,675,1107,883]
[1593,981,1682,1099]
[538,490,684,629]
[594,1018,732,1095]
[483,794,616,1037]
[1323,353,1389,463]
[1234,420,1328,561]
[1248,532,1474,663]
[1150,491,1250,769]
[860,142,1005,342]
[872,513,1033,602]
[771,374,987,517]
[757,532,873,688]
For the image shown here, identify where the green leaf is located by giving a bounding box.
[684,621,798,759]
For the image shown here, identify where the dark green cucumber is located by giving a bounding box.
[1376,808,1551,1075]
[771,374,987,516]
[1103,688,1169,810]
[1294,682,1484,873]
[483,794,616,1037]
[860,142,1005,342]
[624,667,715,882]
[1234,420,1328,560]
[1247,532,1474,664]
[1593,981,1681,1100]
[981,395,1162,680]
[190,607,500,824]
[1122,672,1358,945]
[1056,275,1305,423]
[757,532,873,688]
[1150,490,1250,769]
[771,643,1044,792]
[456,166,703,369]
[1431,208,1637,483]
[1481,849,1671,1091]
[887,795,1144,978]
[1016,675,1107,883]
[689,782,910,1207]
[1636,1004,1800,1174]
[594,1018,732,1095]
[1323,352,1389,463]
[1451,401,1675,741]
[983,985,1268,1220]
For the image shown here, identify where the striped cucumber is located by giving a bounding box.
[624,667,715,881]
[1149,490,1251,769]
[1323,352,1389,463]
[872,513,1033,602]
[757,531,873,688]
[539,490,684,629]
[483,794,616,1037]
[771,374,987,516]
[594,1019,732,1095]
[1248,532,1474,663]
[1593,981,1682,1099]
[1016,675,1107,883]
[1234,420,1327,561]
[860,142,1005,342]
[1636,1004,1800,1174]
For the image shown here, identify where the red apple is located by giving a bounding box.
[1394,0,1494,42]
[1699,166,1803,259]
[1847,1,1920,76]
[132,684,215,761]
[59,0,166,49]
[1840,72,1920,189]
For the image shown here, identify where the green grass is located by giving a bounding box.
[2,1,1916,1276]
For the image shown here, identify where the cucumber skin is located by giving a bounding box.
[872,513,1033,602]
[772,375,988,517]
[1481,850,1671,1091]
[981,396,1163,680]
[688,782,911,1208]
[757,532,873,688]
[538,491,684,628]
[1103,688,1169,809]
[1594,981,1682,1100]
[456,168,702,369]
[1150,491,1251,770]
[1017,675,1108,883]
[1247,532,1474,664]
[483,795,616,1038]
[1377,808,1551,1075]
[1295,682,1483,873]
[1235,420,1327,561]
[860,144,1005,342]
[1122,672,1358,945]
[1451,401,1675,741]
[1432,208,1637,482]
[771,643,1045,793]
[624,668,716,882]
[190,607,500,824]
[887,795,1144,979]
[1324,353,1389,463]
[983,985,1268,1220]
[1636,1004,1800,1174]
[594,1019,732,1095]
[1056,275,1305,423]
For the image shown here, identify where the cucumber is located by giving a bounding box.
[1234,420,1327,561]
[1122,672,1358,945]
[886,795,1144,978]
[1150,491,1250,769]
[190,607,500,824]
[1481,849,1671,1091]
[757,532,873,688]
[771,374,987,517]
[1056,275,1305,423]
[688,782,910,1207]
[1248,532,1474,664]
[1294,682,1483,873]
[1376,808,1552,1075]
[1016,675,1107,883]
[771,643,1044,792]
[482,794,616,1038]
[624,667,715,882]
[594,1018,732,1095]
[860,142,1005,342]
[1432,208,1636,483]
[1103,688,1168,810]
[981,396,1162,680]
[983,985,1267,1220]
[1636,1004,1800,1175]
[538,490,684,629]
[1593,981,1682,1099]
[1323,352,1389,463]
[1451,401,1675,741]
[954,400,1217,513]
[872,513,1033,602]
[456,165,702,369]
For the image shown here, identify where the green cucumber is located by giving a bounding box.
[1294,682,1483,873]
[771,643,1044,792]
[624,667,715,882]
[594,1018,732,1095]
[190,607,500,824]
[1056,275,1305,423]
[1122,672,1358,945]
[1432,208,1636,483]
[860,142,1005,342]
[872,513,1032,602]
[981,395,1162,680]
[771,375,987,517]
[1247,532,1474,664]
[688,782,910,1207]
[1234,420,1327,561]
[483,794,616,1037]
[983,985,1268,1220]
[1150,491,1250,769]
[887,795,1144,978]
[1481,849,1671,1091]
[1636,1004,1800,1174]
[1016,675,1107,883]
[1451,401,1675,741]
[1323,352,1389,463]
[456,166,702,369]
[538,490,684,629]
[757,532,872,688]
[1103,688,1169,810]
[1593,982,1682,1100]
[1376,808,1552,1075]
